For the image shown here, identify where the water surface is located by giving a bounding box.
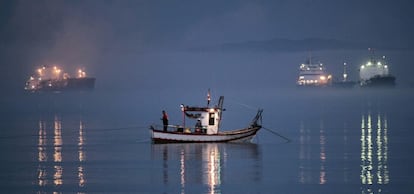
[1,88,413,193]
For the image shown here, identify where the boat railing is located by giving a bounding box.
[151,124,207,134]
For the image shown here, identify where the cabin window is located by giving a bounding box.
[209,113,215,125]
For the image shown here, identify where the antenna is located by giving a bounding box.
[207,89,211,107]
[368,47,376,63]
[343,62,348,82]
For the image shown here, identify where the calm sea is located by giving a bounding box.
[1,88,413,193]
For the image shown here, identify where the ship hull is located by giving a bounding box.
[360,76,395,87]
[27,77,95,92]
[150,126,261,144]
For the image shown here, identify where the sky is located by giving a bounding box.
[1,0,413,92]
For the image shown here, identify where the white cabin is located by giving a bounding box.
[182,96,224,135]
[199,108,221,134]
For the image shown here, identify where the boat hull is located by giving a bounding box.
[151,126,261,144]
[360,75,395,87]
[26,77,95,92]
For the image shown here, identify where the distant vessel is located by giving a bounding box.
[331,62,356,88]
[359,52,396,87]
[25,65,95,92]
[297,58,332,86]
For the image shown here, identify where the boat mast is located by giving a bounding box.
[207,89,211,107]
[308,52,312,65]
[368,47,376,63]
[180,104,185,128]
[343,62,348,82]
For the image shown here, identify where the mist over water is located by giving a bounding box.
[2,13,414,192]
[1,75,414,193]
[2,46,414,193]
[2,1,414,192]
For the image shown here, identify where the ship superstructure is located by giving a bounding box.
[359,55,395,87]
[297,59,332,86]
[25,65,95,92]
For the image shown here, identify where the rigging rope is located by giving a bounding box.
[227,99,258,111]
[227,99,291,143]
[86,125,148,132]
[262,126,291,143]
[0,125,149,139]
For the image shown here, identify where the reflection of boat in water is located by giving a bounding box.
[360,111,389,192]
[36,114,86,190]
[297,58,332,87]
[359,50,396,87]
[25,65,95,92]
[151,143,260,193]
[150,93,263,144]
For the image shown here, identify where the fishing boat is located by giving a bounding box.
[150,94,263,144]
[25,65,95,92]
[297,58,332,87]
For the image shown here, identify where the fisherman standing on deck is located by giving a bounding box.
[162,110,169,131]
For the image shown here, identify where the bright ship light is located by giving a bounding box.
[77,69,86,78]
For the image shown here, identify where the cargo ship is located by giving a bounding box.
[331,62,356,88]
[297,58,332,87]
[359,55,395,87]
[25,65,95,92]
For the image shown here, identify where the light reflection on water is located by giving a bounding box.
[360,112,389,193]
[9,89,410,193]
[298,120,327,184]
[319,120,326,185]
[53,115,63,186]
[151,143,260,194]
[78,120,86,187]
[36,114,87,192]
[298,107,391,192]
[203,144,221,194]
[37,120,47,186]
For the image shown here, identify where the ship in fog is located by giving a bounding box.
[359,52,396,87]
[330,62,356,88]
[297,58,332,87]
[25,65,95,92]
